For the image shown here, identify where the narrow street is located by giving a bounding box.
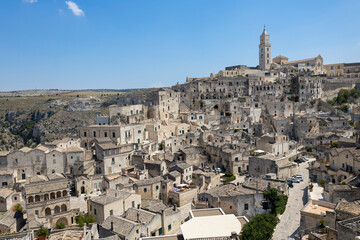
[272,159,313,240]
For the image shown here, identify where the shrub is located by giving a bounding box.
[36,228,48,236]
[241,213,279,240]
[12,204,23,213]
[330,142,338,148]
[318,180,327,188]
[224,176,235,183]
[56,222,65,229]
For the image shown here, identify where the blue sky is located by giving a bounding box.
[1,0,360,91]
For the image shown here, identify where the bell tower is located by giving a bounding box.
[259,26,271,71]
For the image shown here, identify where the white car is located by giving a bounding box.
[294,174,303,181]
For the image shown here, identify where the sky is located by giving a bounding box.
[0,0,360,91]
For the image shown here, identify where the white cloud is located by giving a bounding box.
[24,0,38,3]
[65,1,85,17]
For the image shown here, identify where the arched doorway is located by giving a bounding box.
[56,217,68,226]
[81,186,85,194]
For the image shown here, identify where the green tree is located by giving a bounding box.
[241,213,279,240]
[76,214,96,227]
[264,188,288,215]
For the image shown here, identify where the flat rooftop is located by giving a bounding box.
[181,214,241,239]
[191,208,224,218]
[302,200,335,215]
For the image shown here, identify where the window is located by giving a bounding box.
[53,159,56,164]
[346,154,349,158]
[36,156,40,162]
[110,210,113,216]
[14,159,18,165]
[93,131,96,137]
[104,132,108,137]
[132,201,135,208]
[112,158,115,164]
[84,132,87,137]
[144,188,147,193]
[94,209,97,215]
[168,224,172,231]
[156,185,159,190]
[244,204,249,210]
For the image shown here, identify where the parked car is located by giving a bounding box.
[288,177,300,183]
[294,174,303,181]
[295,157,308,163]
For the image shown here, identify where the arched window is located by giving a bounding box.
[57,191,62,198]
[50,192,56,199]
[44,194,49,201]
[45,208,51,216]
[62,190,67,197]
[54,206,60,214]
[61,204,67,212]
[35,195,40,202]
[28,196,34,203]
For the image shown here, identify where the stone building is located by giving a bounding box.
[257,133,290,156]
[109,104,148,124]
[24,173,79,229]
[88,189,141,224]
[249,153,297,180]
[344,62,360,78]
[79,124,148,149]
[169,163,193,184]
[198,184,266,218]
[300,199,335,231]
[291,75,324,103]
[0,188,22,212]
[133,177,162,200]
[324,63,344,78]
